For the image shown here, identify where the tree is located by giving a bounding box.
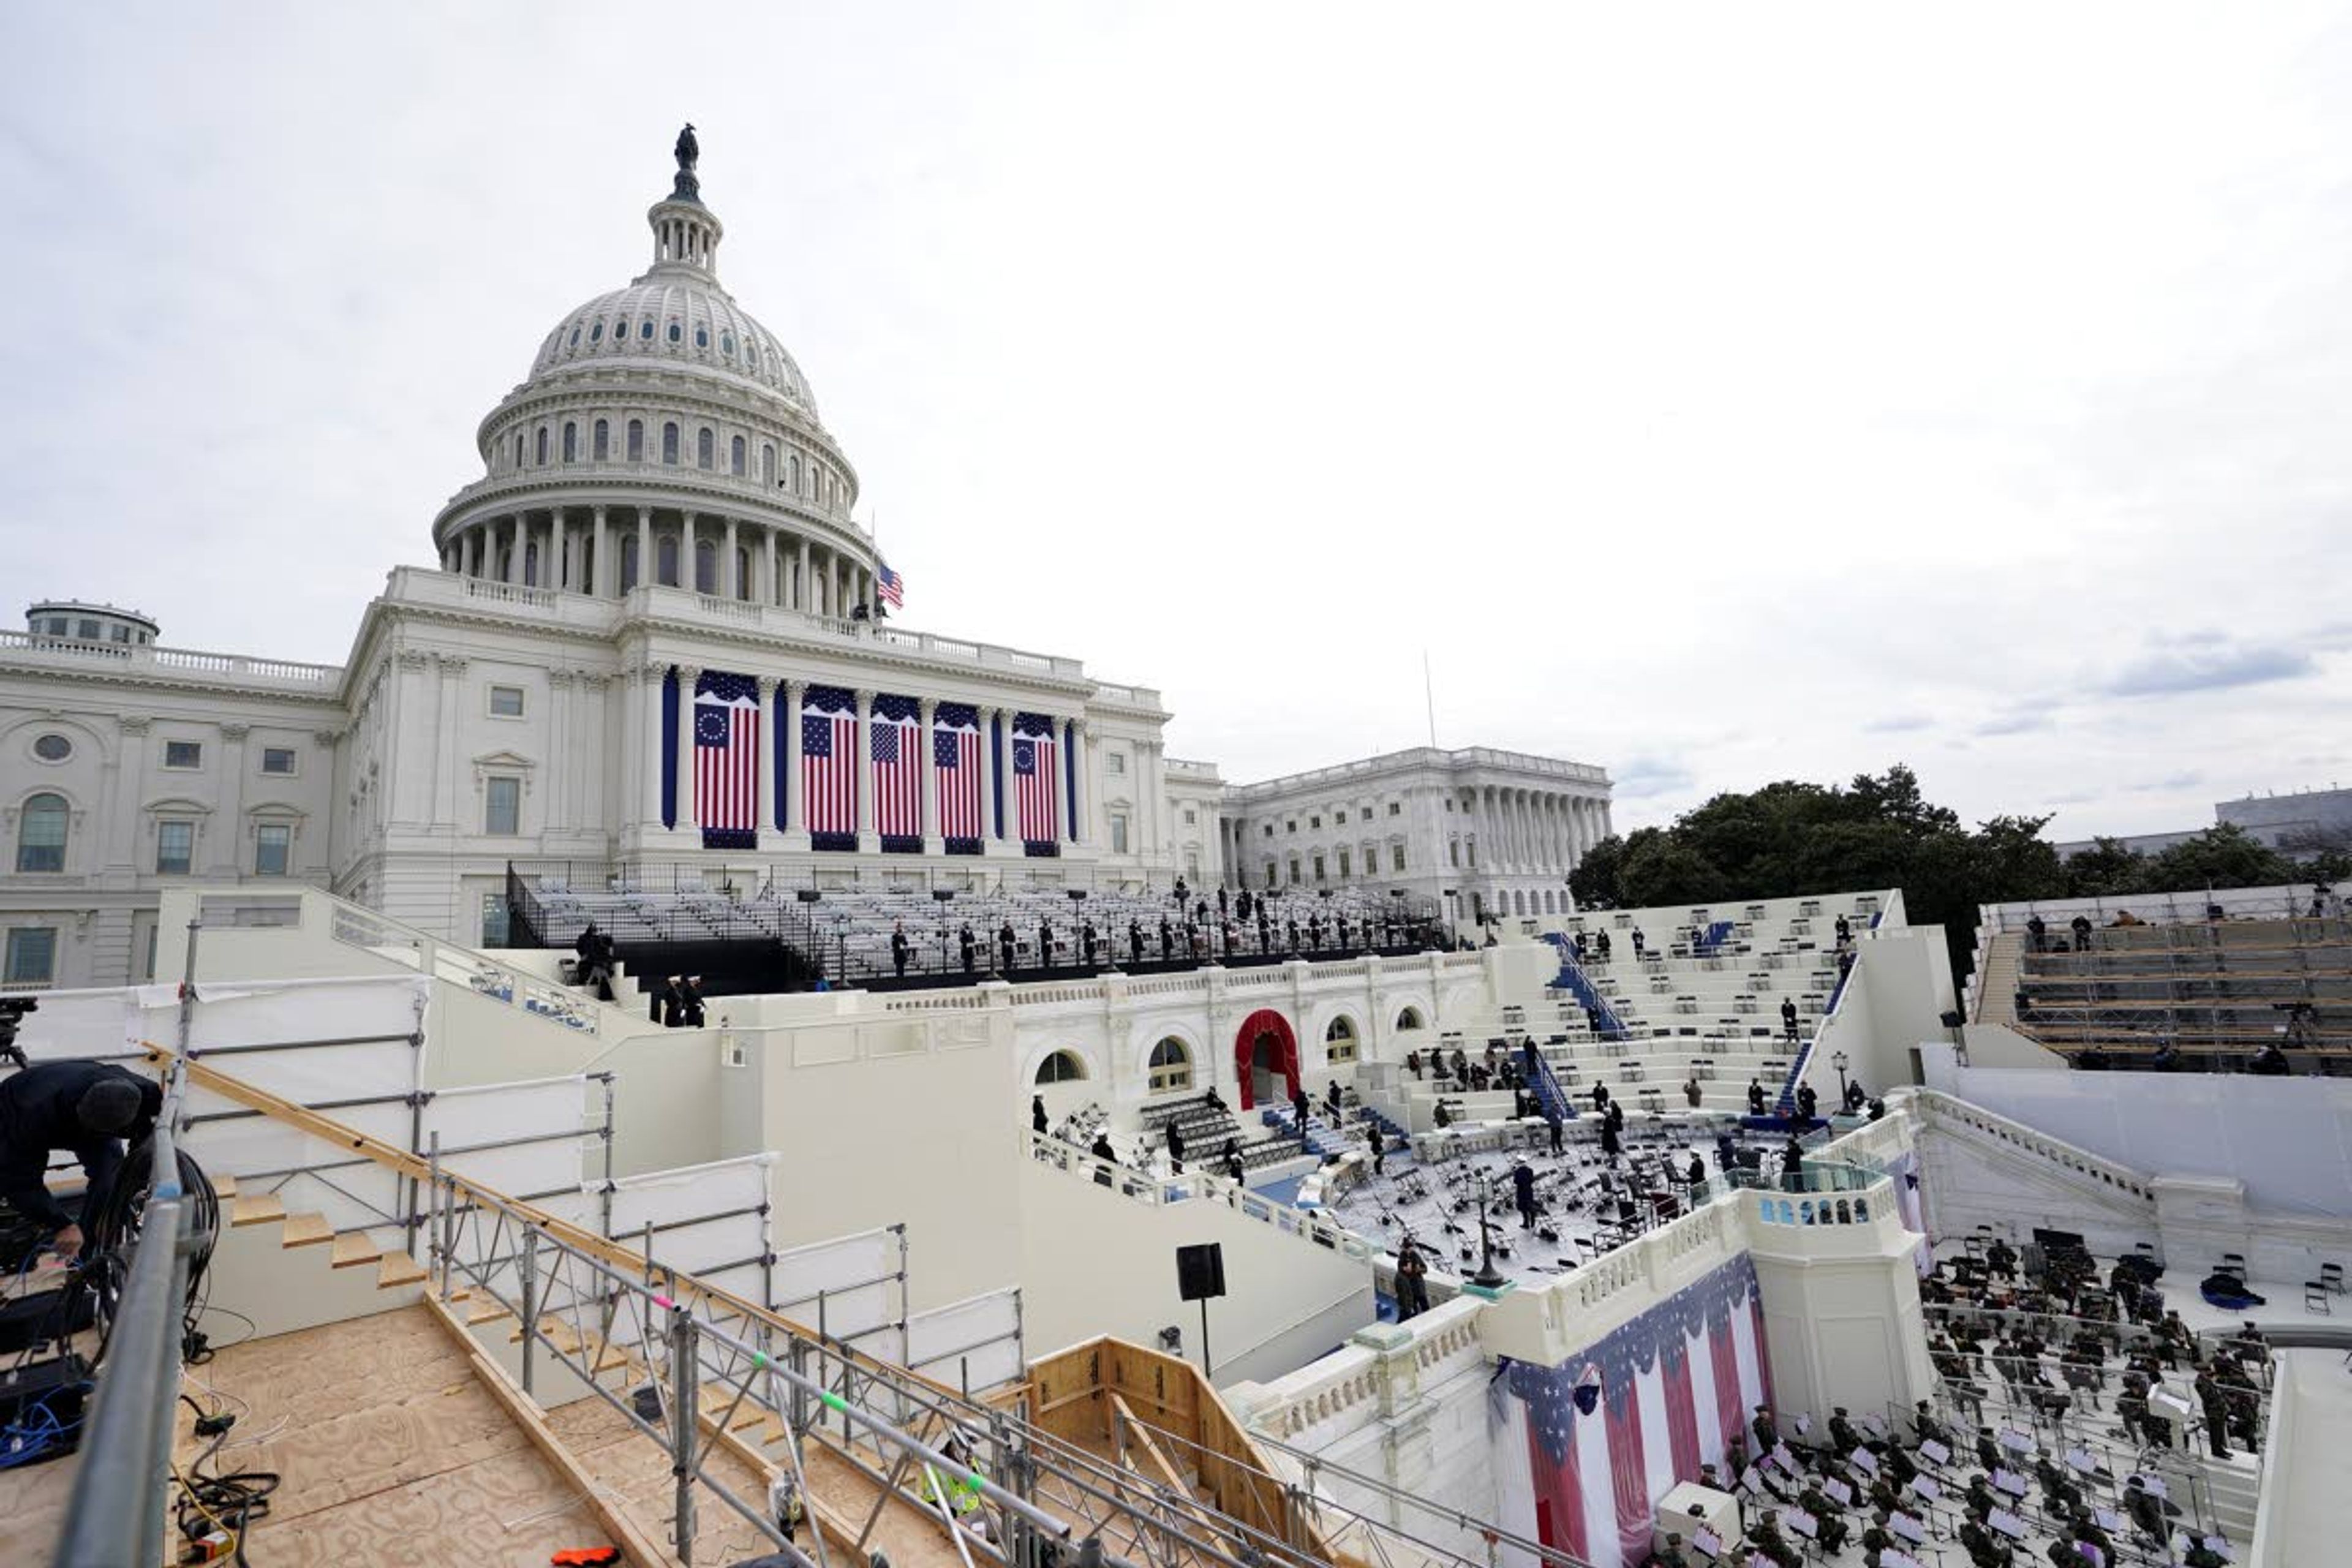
[2139,824,2301,897]
[2062,838,2147,899]
[1569,833,1630,909]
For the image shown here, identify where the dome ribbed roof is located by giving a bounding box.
[529,276,817,416]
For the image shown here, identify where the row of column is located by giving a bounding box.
[441,504,878,620]
[633,666,1093,850]
[1468,784,1610,876]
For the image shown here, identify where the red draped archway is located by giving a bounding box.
[1234,1009,1300,1111]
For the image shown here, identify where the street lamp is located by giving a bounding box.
[1832,1050,1850,1109]
[1471,1172,1509,1291]
[932,887,956,974]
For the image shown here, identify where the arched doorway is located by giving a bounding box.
[1233,1008,1300,1112]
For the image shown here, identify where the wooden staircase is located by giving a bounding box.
[1973,929,2024,1025]
[211,1173,435,1293]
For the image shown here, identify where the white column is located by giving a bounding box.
[782,680,807,835]
[675,663,700,832]
[636,508,652,593]
[1068,719,1086,845]
[457,529,474,578]
[798,538,812,612]
[635,664,662,837]
[551,509,568,590]
[977,706,1000,846]
[763,529,778,606]
[504,513,522,585]
[918,698,941,853]
[853,688,876,846]
[755,675,777,842]
[682,513,699,592]
[723,518,739,599]
[590,506,608,596]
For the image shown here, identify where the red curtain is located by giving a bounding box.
[1662,1346,1703,1484]
[1709,1315,1744,1453]
[1525,1405,1587,1559]
[1605,1381,1652,1567]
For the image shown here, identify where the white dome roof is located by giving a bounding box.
[529,274,818,417]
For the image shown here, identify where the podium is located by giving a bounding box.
[1657,1480,1740,1549]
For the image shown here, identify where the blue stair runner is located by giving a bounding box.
[1773,960,1855,1115]
[1542,933,1630,1041]
[1695,919,1736,956]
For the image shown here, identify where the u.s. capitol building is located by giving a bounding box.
[0,134,1610,989]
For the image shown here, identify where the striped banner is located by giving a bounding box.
[695,671,760,850]
[800,685,858,840]
[935,702,983,847]
[1012,711,1059,846]
[872,694,922,847]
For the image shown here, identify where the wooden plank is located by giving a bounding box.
[279,1211,334,1248]
[467,1298,516,1327]
[209,1171,238,1200]
[229,1193,285,1227]
[423,1293,670,1568]
[378,1250,429,1289]
[330,1230,384,1269]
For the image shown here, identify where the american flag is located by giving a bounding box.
[871,695,921,839]
[878,560,904,608]
[1012,717,1059,845]
[935,702,982,841]
[801,687,858,835]
[695,672,760,847]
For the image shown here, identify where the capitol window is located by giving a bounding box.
[156,820,195,875]
[694,541,718,594]
[1313,854,1327,881]
[488,685,526,718]
[761,443,775,483]
[32,734,71,763]
[1335,809,1346,824]
[255,823,292,877]
[562,423,577,462]
[163,741,202,770]
[4,928,56,987]
[657,536,679,586]
[668,320,682,343]
[15,793,68,873]
[1109,813,1128,853]
[1392,845,1406,872]
[662,423,680,464]
[534,426,549,465]
[568,325,580,347]
[1147,1038,1191,1094]
[697,428,714,469]
[593,420,609,459]
[1310,815,1321,829]
[722,331,736,356]
[1389,801,1401,816]
[1183,808,1196,825]
[1106,752,1125,775]
[619,535,639,592]
[260,747,296,775]
[590,322,604,342]
[695,324,708,349]
[1034,1049,1086,1085]
[484,777,521,837]
[627,420,645,461]
[639,319,654,340]
[731,435,745,475]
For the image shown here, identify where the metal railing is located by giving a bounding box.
[55,925,206,1568]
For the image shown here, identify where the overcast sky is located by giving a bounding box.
[5,4,2349,839]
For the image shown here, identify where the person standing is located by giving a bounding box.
[1292,1084,1313,1147]
[1159,918,1175,962]
[1395,1236,1431,1319]
[1129,919,1144,966]
[1032,1095,1049,1137]
[1090,1131,1118,1186]
[1781,997,1800,1044]
[959,923,976,974]
[1223,1138,1245,1185]
[1748,1078,1768,1117]
[1038,918,1054,970]
[680,976,707,1028]
[891,922,911,978]
[1082,921,1099,967]
[1546,1104,1564,1155]
[1166,1118,1186,1175]
[1368,1123,1385,1175]
[998,921,1017,974]
[1513,1160,1538,1229]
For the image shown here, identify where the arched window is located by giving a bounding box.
[1513,890,1527,916]
[662,423,680,465]
[1324,1016,1358,1064]
[619,535,639,592]
[1035,1049,1087,1085]
[656,535,680,587]
[592,419,609,460]
[762,443,776,483]
[15,793,67,873]
[561,422,577,462]
[627,420,644,461]
[523,541,540,587]
[590,321,604,343]
[568,325,581,347]
[511,433,524,470]
[694,540,717,594]
[695,323,708,349]
[789,454,802,493]
[614,317,628,341]
[697,428,715,469]
[1148,1039,1191,1093]
[722,331,736,356]
[667,320,682,343]
[639,319,654,340]
[1394,1006,1424,1031]
[535,426,549,466]
[730,434,746,475]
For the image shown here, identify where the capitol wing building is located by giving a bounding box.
[0,143,1610,991]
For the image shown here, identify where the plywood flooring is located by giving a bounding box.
[175,1306,617,1566]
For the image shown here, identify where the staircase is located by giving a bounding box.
[1972,928,2025,1025]
[1541,933,1631,1039]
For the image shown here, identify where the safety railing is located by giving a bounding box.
[1028,1130,1379,1264]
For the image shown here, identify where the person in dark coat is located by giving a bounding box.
[1781,997,1800,1042]
[1082,922,1099,967]
[1217,886,1229,919]
[1512,1161,1538,1229]
[1032,1095,1049,1137]
[1089,1131,1118,1186]
[998,922,1017,974]
[0,1060,162,1258]
[1368,1123,1385,1175]
[959,924,976,973]
[1292,1085,1312,1145]
[1395,1235,1431,1319]
[680,977,707,1028]
[1038,919,1054,970]
[1748,1078,1768,1117]
[1592,1081,1610,1114]
[1223,1139,1245,1184]
[1159,918,1175,962]
[1599,1118,1620,1163]
[1546,1106,1564,1155]
[1287,918,1300,952]
[891,922,911,978]
[1129,919,1144,965]
[1166,1120,1185,1174]
[657,976,685,1027]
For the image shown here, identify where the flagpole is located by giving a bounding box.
[1423,650,1438,749]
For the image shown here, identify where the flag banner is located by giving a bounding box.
[695,671,760,850]
[1012,711,1059,854]
[872,693,922,853]
[878,560,904,608]
[801,684,858,851]
[1505,1254,1771,1568]
[935,701,983,854]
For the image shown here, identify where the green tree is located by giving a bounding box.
[2062,838,2147,898]
[1568,833,1630,908]
[2139,824,2301,896]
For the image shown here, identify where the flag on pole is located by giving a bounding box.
[695,671,760,850]
[878,560,904,608]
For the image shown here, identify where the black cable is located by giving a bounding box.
[86,1142,217,1368]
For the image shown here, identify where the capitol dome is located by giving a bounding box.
[430,130,876,620]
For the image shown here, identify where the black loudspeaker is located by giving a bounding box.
[1176,1243,1226,1303]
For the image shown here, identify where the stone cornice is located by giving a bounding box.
[0,654,348,712]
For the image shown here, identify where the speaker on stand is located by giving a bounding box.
[1177,1242,1227,1379]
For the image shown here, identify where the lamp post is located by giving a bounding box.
[932,887,955,974]
[1833,1049,1850,1109]
[1471,1172,1509,1291]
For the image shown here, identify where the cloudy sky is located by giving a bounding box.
[5,4,2348,838]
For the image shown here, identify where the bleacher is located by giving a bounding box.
[1972,884,2352,1067]
[507,864,1446,992]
